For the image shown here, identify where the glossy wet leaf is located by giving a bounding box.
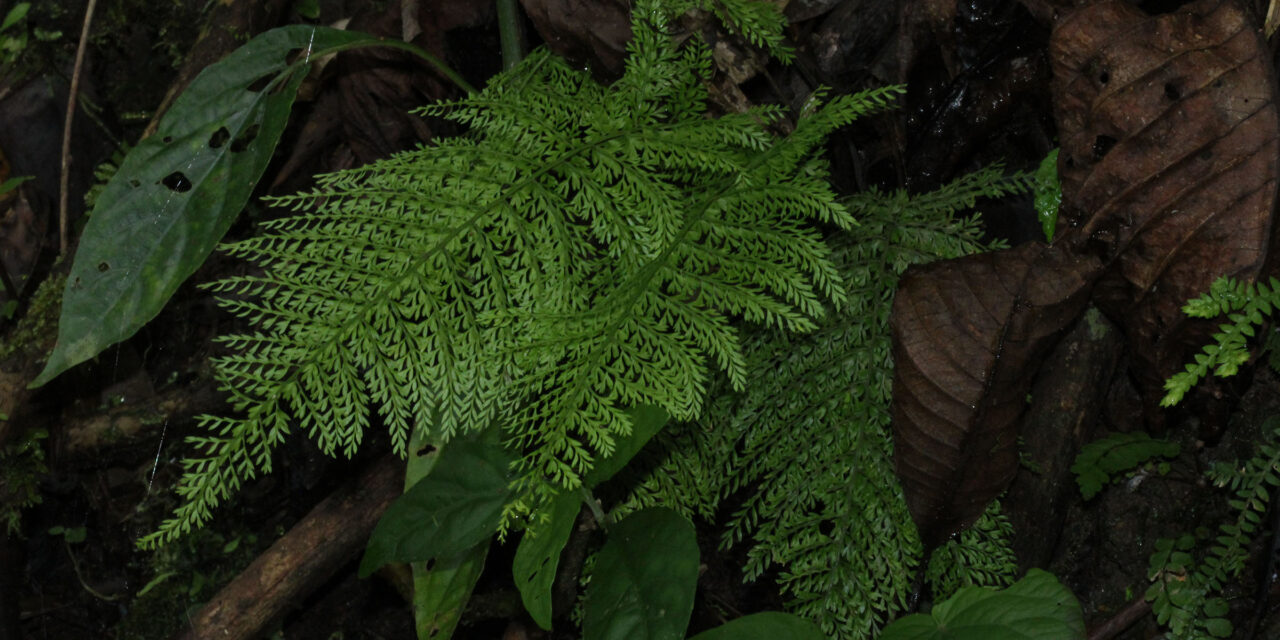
[1033,148,1059,243]
[32,26,390,387]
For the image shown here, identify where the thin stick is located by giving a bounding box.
[59,0,99,255]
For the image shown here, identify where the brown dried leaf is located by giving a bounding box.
[891,242,1097,546]
[518,0,633,81]
[1051,0,1280,427]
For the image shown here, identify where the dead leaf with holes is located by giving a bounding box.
[1051,0,1280,429]
[891,242,1098,547]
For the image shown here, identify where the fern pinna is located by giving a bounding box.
[141,0,902,545]
[618,167,1030,637]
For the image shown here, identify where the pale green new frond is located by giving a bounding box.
[144,0,901,546]
[617,167,1030,638]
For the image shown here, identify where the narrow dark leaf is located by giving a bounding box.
[513,492,579,630]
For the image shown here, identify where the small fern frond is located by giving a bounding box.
[925,500,1018,600]
[1161,276,1280,407]
[664,0,794,62]
[143,0,902,546]
[1146,416,1280,639]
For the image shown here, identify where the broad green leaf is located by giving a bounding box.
[0,3,28,32]
[584,508,699,640]
[411,542,489,640]
[402,411,493,639]
[513,491,580,629]
[31,26,388,387]
[359,438,514,578]
[687,612,826,640]
[1203,617,1232,637]
[1034,148,1060,243]
[584,404,669,487]
[512,404,665,631]
[879,569,1084,640]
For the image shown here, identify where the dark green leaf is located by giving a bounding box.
[687,612,826,640]
[0,3,28,32]
[513,405,666,630]
[513,492,580,629]
[359,439,514,578]
[583,508,699,640]
[411,542,489,640]
[32,26,387,387]
[584,404,669,487]
[0,175,31,196]
[1204,617,1232,637]
[879,569,1084,640]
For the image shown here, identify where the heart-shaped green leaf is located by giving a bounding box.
[583,508,698,640]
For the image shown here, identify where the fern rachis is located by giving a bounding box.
[142,1,904,546]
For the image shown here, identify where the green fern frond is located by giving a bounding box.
[1161,276,1280,407]
[618,166,1029,638]
[1146,416,1280,639]
[666,0,795,62]
[141,0,904,546]
[925,500,1018,600]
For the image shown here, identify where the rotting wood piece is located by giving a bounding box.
[1004,306,1122,571]
[169,455,401,640]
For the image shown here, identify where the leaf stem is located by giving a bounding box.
[497,0,525,70]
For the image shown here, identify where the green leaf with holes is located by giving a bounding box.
[31,26,388,387]
[513,404,668,630]
[584,508,699,640]
[358,438,514,578]
[879,569,1085,640]
[513,491,580,630]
